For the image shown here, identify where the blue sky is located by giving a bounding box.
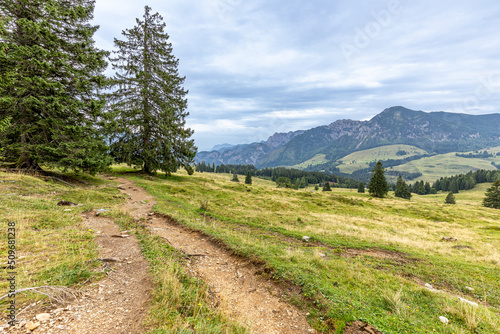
[92,0,500,151]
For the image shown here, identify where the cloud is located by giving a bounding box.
[93,0,500,151]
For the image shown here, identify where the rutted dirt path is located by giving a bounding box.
[3,177,316,333]
[3,184,153,333]
[116,177,315,334]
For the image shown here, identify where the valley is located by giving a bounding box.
[196,107,500,183]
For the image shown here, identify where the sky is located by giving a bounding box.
[92,0,500,151]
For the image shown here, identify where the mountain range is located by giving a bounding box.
[195,106,500,172]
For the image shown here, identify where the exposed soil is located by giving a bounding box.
[343,321,383,334]
[2,176,385,334]
[116,177,315,334]
[2,199,153,333]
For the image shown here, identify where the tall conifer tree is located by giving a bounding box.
[368,161,388,198]
[0,0,111,172]
[395,175,411,200]
[483,180,500,209]
[108,6,196,176]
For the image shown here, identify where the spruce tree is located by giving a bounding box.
[245,171,252,185]
[108,6,196,175]
[0,0,111,173]
[394,176,411,200]
[357,182,365,193]
[323,182,332,191]
[483,180,500,209]
[231,173,239,182]
[445,192,456,204]
[368,161,388,198]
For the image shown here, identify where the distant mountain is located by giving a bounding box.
[195,130,305,166]
[196,106,500,169]
[210,143,235,153]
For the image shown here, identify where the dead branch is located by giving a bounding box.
[48,176,75,187]
[0,286,80,304]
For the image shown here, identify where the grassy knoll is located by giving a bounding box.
[389,153,500,182]
[337,145,428,174]
[129,171,500,333]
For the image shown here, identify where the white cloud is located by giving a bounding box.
[92,0,500,151]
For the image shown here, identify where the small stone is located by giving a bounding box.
[19,320,27,328]
[425,283,434,289]
[26,321,40,331]
[439,316,449,324]
[458,296,478,307]
[36,313,51,322]
[318,253,326,257]
[302,236,310,242]
[465,286,474,291]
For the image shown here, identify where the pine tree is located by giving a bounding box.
[445,192,456,204]
[357,182,365,193]
[395,176,411,200]
[323,182,332,191]
[0,0,111,173]
[424,182,431,194]
[450,179,459,193]
[368,161,388,198]
[245,171,252,185]
[483,180,500,209]
[108,6,196,176]
[231,173,239,182]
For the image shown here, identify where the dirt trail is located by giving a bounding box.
[116,177,315,334]
[3,182,152,333]
[3,177,316,334]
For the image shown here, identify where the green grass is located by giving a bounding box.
[286,145,500,183]
[0,172,125,304]
[336,145,428,174]
[127,171,500,334]
[290,154,329,169]
[106,203,248,333]
[0,171,247,333]
[389,153,500,182]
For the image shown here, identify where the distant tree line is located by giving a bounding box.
[455,151,496,159]
[386,170,423,180]
[195,162,361,189]
[433,169,500,193]
[409,180,436,195]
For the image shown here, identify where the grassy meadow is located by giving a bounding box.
[0,171,244,333]
[128,170,500,333]
[337,145,428,174]
[287,145,500,183]
[389,153,500,182]
[0,172,122,303]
